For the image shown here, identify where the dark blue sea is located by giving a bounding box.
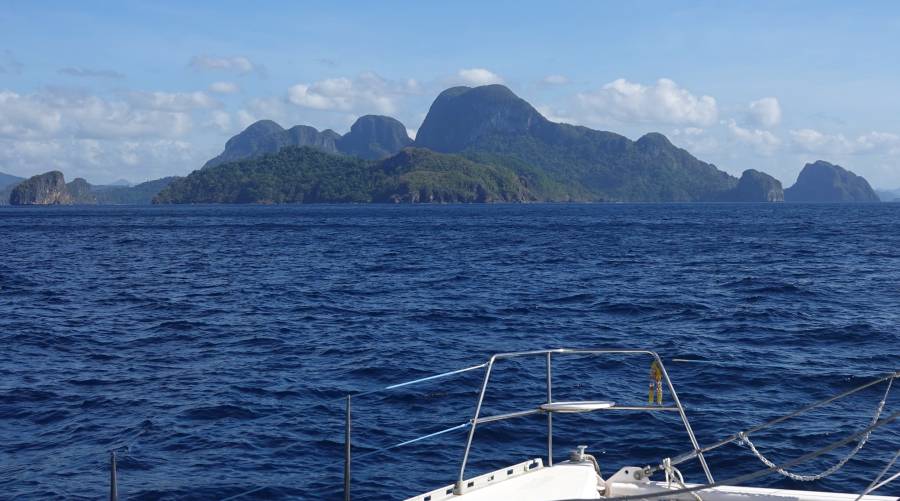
[1,204,898,500]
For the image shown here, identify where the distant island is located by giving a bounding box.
[876,187,900,202]
[784,160,879,202]
[2,84,888,205]
[154,147,530,204]
[4,171,177,205]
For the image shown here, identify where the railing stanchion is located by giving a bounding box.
[344,395,351,501]
[546,351,553,466]
[456,358,496,494]
[654,354,715,484]
[109,450,118,501]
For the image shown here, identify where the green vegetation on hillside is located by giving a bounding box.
[785,160,880,202]
[191,84,843,204]
[154,147,534,204]
[415,85,739,202]
[374,148,529,202]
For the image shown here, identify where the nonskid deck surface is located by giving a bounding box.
[404,460,900,501]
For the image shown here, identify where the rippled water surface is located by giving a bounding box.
[1,204,898,499]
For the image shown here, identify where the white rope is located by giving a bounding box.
[739,378,892,482]
[607,411,899,501]
[663,457,703,501]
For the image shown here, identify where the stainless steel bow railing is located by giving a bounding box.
[451,349,713,494]
[341,348,714,500]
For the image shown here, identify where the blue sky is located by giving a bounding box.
[2,1,900,188]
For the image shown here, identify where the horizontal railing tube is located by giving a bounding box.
[475,409,542,425]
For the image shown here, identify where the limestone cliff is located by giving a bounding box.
[9,171,73,205]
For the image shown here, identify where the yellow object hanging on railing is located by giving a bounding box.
[648,360,663,405]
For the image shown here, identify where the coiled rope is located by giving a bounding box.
[592,411,900,501]
[662,457,702,501]
[738,377,893,482]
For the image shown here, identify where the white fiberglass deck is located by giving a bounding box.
[405,459,899,501]
[406,460,602,501]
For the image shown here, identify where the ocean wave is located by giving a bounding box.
[2,204,899,499]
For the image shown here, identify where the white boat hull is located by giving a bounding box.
[405,460,899,501]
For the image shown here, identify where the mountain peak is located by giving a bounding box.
[636,132,674,150]
[203,115,413,168]
[714,169,783,202]
[336,115,412,160]
[352,114,406,127]
[415,84,545,152]
[242,120,285,135]
[436,84,519,101]
[785,160,879,202]
[203,120,335,169]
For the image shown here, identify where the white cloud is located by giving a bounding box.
[0,137,200,183]
[856,131,900,154]
[127,91,219,112]
[209,81,239,94]
[535,104,571,124]
[725,119,781,154]
[669,127,719,155]
[58,67,125,79]
[790,128,900,156]
[287,72,420,115]
[0,89,203,141]
[236,109,257,129]
[457,68,505,86]
[542,74,570,85]
[679,127,705,136]
[208,110,232,132]
[235,97,292,127]
[189,55,262,76]
[576,78,718,127]
[406,128,417,140]
[790,128,838,153]
[0,90,63,138]
[403,78,423,94]
[747,97,781,128]
[289,78,353,111]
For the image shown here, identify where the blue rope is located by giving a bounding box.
[331,362,487,402]
[352,421,471,463]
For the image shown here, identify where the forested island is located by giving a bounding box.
[3,173,177,205]
[2,84,885,205]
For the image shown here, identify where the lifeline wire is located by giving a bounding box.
[595,410,900,501]
[739,377,892,481]
[216,421,472,501]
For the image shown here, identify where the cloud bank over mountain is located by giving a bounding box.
[2,2,900,187]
